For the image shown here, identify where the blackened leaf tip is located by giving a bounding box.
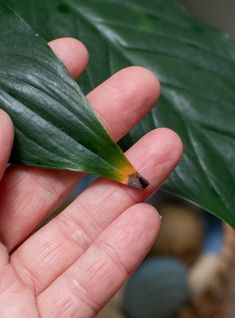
[128,172,150,190]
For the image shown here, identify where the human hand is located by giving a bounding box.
[0,38,182,317]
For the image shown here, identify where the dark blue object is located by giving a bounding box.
[122,257,191,318]
[202,213,224,254]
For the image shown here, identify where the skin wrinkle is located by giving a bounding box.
[91,185,143,230]
[64,272,100,316]
[0,174,34,216]
[73,200,104,234]
[0,64,161,253]
[83,185,137,224]
[0,169,26,197]
[78,127,167,213]
[94,238,129,277]
[55,213,92,253]
[37,204,159,317]
[9,129,181,299]
[25,168,77,201]
[0,193,33,244]
[0,262,40,317]
[30,171,66,198]
[65,260,106,313]
[0,37,183,317]
[11,227,72,295]
[14,183,143,297]
[55,295,76,318]
[11,256,40,296]
[0,244,9,267]
[80,153,176,229]
[0,169,80,251]
[12,205,106,296]
[12,218,89,297]
[0,265,12,290]
[38,276,96,318]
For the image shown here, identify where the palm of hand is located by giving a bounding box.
[0,38,182,317]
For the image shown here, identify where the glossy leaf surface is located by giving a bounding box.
[0,2,141,187]
[5,0,235,226]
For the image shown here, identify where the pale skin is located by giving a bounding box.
[0,38,183,317]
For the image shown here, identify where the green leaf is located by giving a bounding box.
[5,0,235,227]
[0,2,148,189]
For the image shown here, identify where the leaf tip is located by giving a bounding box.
[128,172,150,190]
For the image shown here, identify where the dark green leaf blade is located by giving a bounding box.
[0,2,146,189]
[5,0,235,226]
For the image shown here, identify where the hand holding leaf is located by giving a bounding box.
[0,2,148,189]
[0,32,182,318]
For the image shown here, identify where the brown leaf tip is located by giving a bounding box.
[128,172,150,190]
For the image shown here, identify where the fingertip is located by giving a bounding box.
[139,128,183,166]
[111,203,161,273]
[49,37,89,79]
[118,66,161,106]
[128,66,160,94]
[87,65,161,141]
[128,203,161,241]
[155,128,183,163]
[124,128,183,193]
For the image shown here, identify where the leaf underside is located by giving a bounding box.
[4,0,235,227]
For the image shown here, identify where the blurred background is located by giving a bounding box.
[181,0,235,40]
